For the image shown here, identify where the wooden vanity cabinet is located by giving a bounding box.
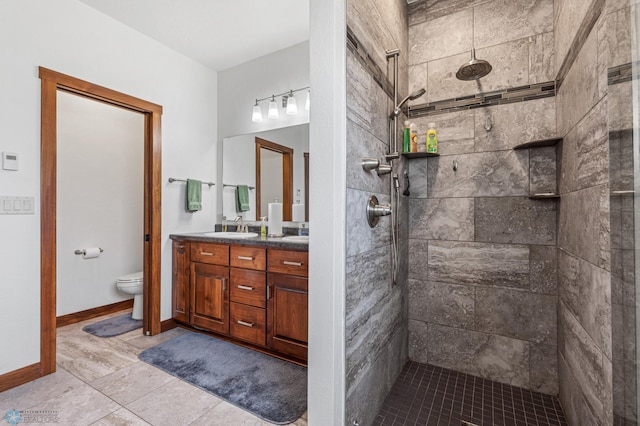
[267,249,309,360]
[171,238,308,363]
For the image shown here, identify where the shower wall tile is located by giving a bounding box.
[558,353,601,426]
[409,197,474,241]
[609,129,634,193]
[608,81,634,132]
[427,150,529,198]
[408,0,428,26]
[409,319,430,363]
[473,0,554,49]
[474,97,556,152]
[427,324,530,388]
[346,120,388,194]
[597,7,632,98]
[346,188,392,258]
[408,279,429,321]
[559,302,609,419]
[530,245,558,295]
[408,238,429,280]
[425,281,475,328]
[558,184,610,269]
[409,8,473,65]
[408,157,429,198]
[346,51,373,133]
[408,63,428,104]
[346,246,392,329]
[372,0,408,56]
[530,146,557,195]
[559,98,608,194]
[347,0,399,71]
[475,197,557,245]
[554,0,594,75]
[530,32,556,84]
[530,343,559,394]
[558,250,612,360]
[426,39,529,102]
[428,241,530,288]
[475,287,557,344]
[605,0,640,15]
[556,30,599,136]
[371,77,391,144]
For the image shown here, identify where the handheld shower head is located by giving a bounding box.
[390,88,426,118]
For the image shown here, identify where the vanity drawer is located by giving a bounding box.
[230,302,266,347]
[268,249,308,277]
[230,246,266,271]
[191,242,229,265]
[230,268,266,308]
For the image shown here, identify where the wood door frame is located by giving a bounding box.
[39,67,162,376]
[255,137,293,221]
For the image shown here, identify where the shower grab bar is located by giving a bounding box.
[223,183,256,190]
[168,178,215,187]
[74,248,103,255]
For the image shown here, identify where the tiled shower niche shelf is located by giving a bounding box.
[513,137,563,200]
[513,137,562,150]
[401,152,439,159]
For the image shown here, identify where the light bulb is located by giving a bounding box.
[286,94,298,115]
[268,96,279,119]
[305,90,310,111]
[251,102,263,122]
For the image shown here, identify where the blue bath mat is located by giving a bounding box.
[139,331,307,424]
[82,313,142,338]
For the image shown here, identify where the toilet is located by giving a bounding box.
[116,271,143,320]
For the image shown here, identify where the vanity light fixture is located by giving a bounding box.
[251,99,263,123]
[267,95,279,119]
[250,86,310,122]
[285,90,298,115]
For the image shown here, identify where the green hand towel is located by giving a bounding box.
[236,185,250,212]
[186,179,202,212]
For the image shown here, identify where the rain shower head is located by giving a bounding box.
[390,88,426,118]
[456,49,492,81]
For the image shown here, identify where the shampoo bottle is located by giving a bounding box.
[403,121,410,152]
[410,122,418,152]
[426,122,438,153]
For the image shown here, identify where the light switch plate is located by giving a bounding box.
[0,196,34,214]
[2,152,19,171]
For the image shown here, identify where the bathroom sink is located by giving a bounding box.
[281,235,309,243]
[202,232,258,239]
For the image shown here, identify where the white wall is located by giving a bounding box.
[221,124,309,221]
[0,0,217,375]
[216,42,310,221]
[56,91,144,316]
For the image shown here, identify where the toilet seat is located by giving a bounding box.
[117,271,143,283]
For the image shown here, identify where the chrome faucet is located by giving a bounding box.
[234,216,248,233]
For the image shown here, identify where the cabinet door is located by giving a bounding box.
[190,263,230,334]
[267,273,308,360]
[172,241,190,323]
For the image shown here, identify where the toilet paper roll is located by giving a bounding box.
[83,247,102,259]
[268,202,283,236]
[292,203,305,222]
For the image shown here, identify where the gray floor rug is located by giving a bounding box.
[82,313,142,338]
[139,331,307,425]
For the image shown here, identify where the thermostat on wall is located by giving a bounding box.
[2,152,19,171]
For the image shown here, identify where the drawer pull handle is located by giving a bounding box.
[200,251,214,256]
[237,255,254,261]
[237,320,254,328]
[283,261,303,267]
[237,285,254,291]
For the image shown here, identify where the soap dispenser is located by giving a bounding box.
[260,216,267,238]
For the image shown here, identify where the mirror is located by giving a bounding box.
[222,124,309,222]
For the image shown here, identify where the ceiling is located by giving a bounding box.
[79,0,310,71]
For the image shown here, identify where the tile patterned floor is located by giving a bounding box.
[0,310,307,426]
[374,361,568,426]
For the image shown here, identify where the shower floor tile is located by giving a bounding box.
[374,361,568,426]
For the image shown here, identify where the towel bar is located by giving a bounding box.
[223,183,256,190]
[168,178,215,187]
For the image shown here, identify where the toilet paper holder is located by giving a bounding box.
[74,248,104,255]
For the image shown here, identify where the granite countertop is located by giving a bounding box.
[170,232,308,250]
